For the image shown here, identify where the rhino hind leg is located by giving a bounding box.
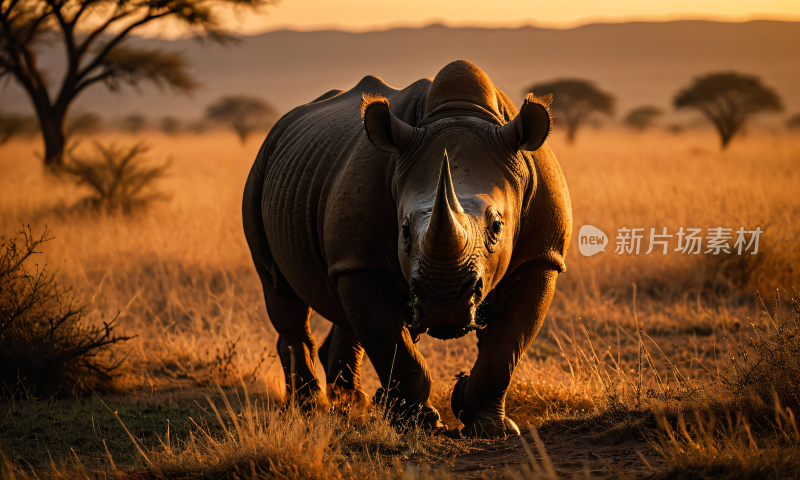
[243,165,325,411]
[451,260,558,438]
[261,280,326,411]
[319,324,369,410]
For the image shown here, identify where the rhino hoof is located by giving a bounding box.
[327,384,370,408]
[461,416,520,438]
[327,385,370,418]
[283,389,330,414]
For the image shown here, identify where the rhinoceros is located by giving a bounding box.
[243,60,572,437]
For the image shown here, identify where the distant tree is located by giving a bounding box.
[667,124,684,134]
[159,116,181,135]
[187,119,211,134]
[0,111,38,144]
[624,106,662,131]
[206,95,277,143]
[66,112,103,138]
[122,114,147,133]
[787,113,800,130]
[0,0,276,167]
[674,72,783,148]
[527,79,614,143]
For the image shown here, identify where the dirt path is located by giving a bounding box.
[442,425,662,479]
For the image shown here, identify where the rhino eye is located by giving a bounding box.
[401,217,411,239]
[491,219,503,234]
[401,216,412,254]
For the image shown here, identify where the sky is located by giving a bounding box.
[194,0,800,36]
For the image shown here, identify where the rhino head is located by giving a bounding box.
[362,61,552,339]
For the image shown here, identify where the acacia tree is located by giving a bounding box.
[206,95,276,143]
[527,79,614,143]
[0,0,274,166]
[624,105,662,131]
[674,72,782,148]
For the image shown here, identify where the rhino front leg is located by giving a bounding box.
[452,260,558,437]
[337,270,442,429]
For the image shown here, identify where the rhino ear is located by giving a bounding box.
[361,93,419,153]
[500,93,553,152]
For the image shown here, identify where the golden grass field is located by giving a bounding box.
[1,126,799,479]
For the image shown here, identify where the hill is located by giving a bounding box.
[2,20,799,119]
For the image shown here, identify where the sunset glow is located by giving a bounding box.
[207,0,800,36]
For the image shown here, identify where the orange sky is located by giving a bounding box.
[198,0,800,36]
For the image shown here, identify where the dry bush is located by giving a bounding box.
[65,142,170,214]
[723,291,800,413]
[0,227,131,394]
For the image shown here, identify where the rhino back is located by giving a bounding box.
[256,76,429,321]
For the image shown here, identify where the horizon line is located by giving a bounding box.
[138,13,800,40]
[267,15,800,33]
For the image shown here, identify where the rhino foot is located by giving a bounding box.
[460,415,520,438]
[373,387,444,431]
[450,374,518,438]
[327,384,370,407]
[283,387,330,414]
[327,384,370,418]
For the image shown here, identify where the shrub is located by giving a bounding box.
[723,290,800,413]
[65,142,171,214]
[0,228,131,395]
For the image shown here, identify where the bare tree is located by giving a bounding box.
[624,106,662,131]
[674,72,783,148]
[206,95,276,143]
[0,0,276,167]
[527,79,614,144]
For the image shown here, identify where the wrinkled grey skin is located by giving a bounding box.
[242,60,572,436]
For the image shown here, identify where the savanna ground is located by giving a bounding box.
[1,125,799,479]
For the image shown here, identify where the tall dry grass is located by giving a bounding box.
[1,127,799,477]
[1,127,798,400]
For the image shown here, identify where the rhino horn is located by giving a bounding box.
[422,150,467,262]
